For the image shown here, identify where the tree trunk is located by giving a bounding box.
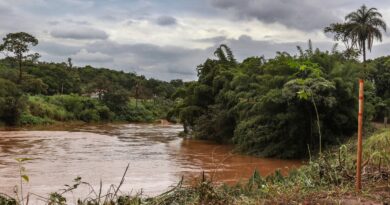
[362,40,366,63]
[311,94,322,155]
[18,54,22,84]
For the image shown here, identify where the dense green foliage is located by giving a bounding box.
[0,78,26,125]
[173,43,389,158]
[0,52,182,126]
[367,56,390,120]
[15,95,171,125]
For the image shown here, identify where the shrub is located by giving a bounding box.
[28,96,73,121]
[96,105,114,121]
[79,109,100,122]
[19,114,53,125]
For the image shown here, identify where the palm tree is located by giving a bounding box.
[214,44,237,65]
[345,5,386,62]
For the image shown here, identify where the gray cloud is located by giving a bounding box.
[31,31,384,81]
[367,42,390,59]
[224,35,335,60]
[65,19,91,25]
[155,16,177,26]
[83,40,206,80]
[37,36,337,81]
[50,27,109,40]
[47,21,60,26]
[35,41,81,56]
[1,0,389,81]
[210,0,341,31]
[194,36,227,43]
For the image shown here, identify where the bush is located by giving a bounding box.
[79,109,100,122]
[28,96,73,121]
[96,105,114,121]
[19,114,53,125]
[23,94,170,124]
[47,95,95,114]
[116,103,154,122]
[25,95,111,123]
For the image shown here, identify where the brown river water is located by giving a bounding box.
[0,123,301,202]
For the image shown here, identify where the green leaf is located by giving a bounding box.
[296,79,306,85]
[21,175,29,182]
[297,90,310,100]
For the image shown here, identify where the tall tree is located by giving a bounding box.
[0,32,38,83]
[324,23,359,59]
[344,5,386,62]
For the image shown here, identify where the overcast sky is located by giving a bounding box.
[1,0,389,80]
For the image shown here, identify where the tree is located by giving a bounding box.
[0,32,38,83]
[0,79,26,125]
[67,57,73,69]
[324,23,359,59]
[86,74,111,100]
[102,86,130,114]
[213,44,237,65]
[20,76,48,95]
[344,5,386,62]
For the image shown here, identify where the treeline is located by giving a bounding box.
[0,33,184,125]
[1,59,183,98]
[171,43,390,158]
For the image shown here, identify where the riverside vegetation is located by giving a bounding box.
[0,4,390,204]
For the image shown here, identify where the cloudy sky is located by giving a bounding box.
[1,0,389,80]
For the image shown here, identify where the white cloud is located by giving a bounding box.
[71,49,113,63]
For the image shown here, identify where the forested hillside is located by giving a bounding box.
[0,55,184,125]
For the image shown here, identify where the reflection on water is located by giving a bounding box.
[0,123,301,200]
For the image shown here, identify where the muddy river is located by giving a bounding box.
[0,123,301,202]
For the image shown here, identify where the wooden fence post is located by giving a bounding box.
[356,79,364,191]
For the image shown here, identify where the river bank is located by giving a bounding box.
[0,126,388,204]
[0,119,174,131]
